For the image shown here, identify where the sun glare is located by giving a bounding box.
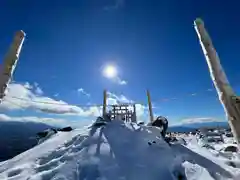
[103,65,117,78]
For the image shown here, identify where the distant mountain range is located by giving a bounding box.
[168,126,195,133]
[168,121,229,132]
[0,121,53,162]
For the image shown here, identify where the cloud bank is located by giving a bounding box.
[0,82,100,117]
[1,82,221,128]
[0,82,148,126]
[0,113,92,128]
[171,117,226,126]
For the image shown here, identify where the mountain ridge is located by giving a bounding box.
[168,121,229,132]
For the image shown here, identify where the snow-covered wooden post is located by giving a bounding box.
[0,30,25,103]
[147,90,154,123]
[102,89,107,116]
[194,18,240,144]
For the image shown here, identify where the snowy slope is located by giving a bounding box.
[0,120,239,180]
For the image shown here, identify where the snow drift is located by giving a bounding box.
[0,119,239,180]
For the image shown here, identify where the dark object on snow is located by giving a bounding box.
[224,146,238,153]
[226,132,233,137]
[93,122,106,127]
[171,137,178,142]
[58,126,73,132]
[138,122,144,125]
[103,114,112,121]
[37,128,57,138]
[180,138,187,145]
[52,128,58,133]
[165,137,171,143]
[227,161,237,168]
[151,116,168,138]
[92,117,108,127]
[37,127,73,138]
[148,141,156,146]
[37,131,48,138]
[202,144,215,150]
[177,174,185,180]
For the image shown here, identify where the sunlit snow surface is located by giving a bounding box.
[0,120,240,180]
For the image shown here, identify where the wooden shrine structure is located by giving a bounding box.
[108,104,137,123]
[102,90,153,123]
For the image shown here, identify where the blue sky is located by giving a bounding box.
[0,0,240,127]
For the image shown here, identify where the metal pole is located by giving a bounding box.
[194,18,240,144]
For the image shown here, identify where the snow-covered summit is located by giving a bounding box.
[0,119,239,180]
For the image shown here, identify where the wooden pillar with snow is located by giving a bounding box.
[102,89,107,116]
[132,104,137,123]
[147,90,154,123]
[194,18,240,144]
[0,30,25,103]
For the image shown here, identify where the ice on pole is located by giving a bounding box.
[194,18,240,144]
[0,30,26,102]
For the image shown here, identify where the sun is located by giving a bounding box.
[103,65,117,78]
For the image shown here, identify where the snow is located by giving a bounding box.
[0,120,240,180]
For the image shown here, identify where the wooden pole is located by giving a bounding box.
[147,90,154,123]
[0,30,25,102]
[194,18,240,144]
[102,89,107,116]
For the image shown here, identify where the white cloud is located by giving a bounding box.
[23,82,43,95]
[23,82,33,89]
[172,117,225,126]
[77,88,90,97]
[35,87,43,95]
[33,83,43,95]
[0,114,11,121]
[115,77,127,85]
[181,117,224,124]
[0,82,100,117]
[105,75,127,85]
[107,92,132,105]
[0,113,92,128]
[104,0,125,11]
[0,82,150,124]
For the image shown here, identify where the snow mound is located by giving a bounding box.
[0,119,239,180]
